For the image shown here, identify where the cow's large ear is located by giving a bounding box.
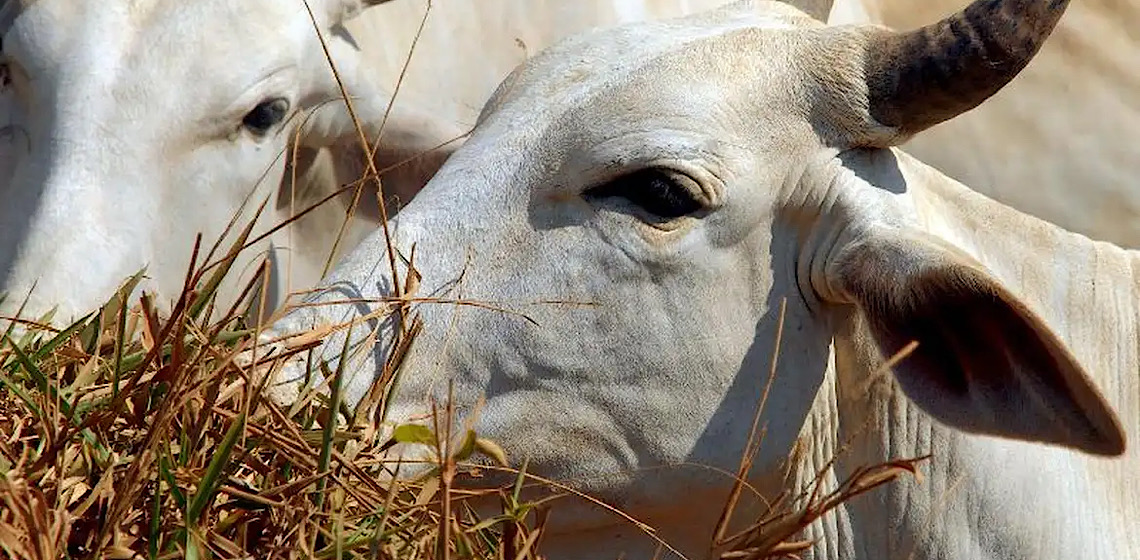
[823,226,1126,456]
[294,93,465,211]
[295,19,468,211]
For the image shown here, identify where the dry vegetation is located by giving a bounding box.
[0,227,926,559]
[0,227,556,560]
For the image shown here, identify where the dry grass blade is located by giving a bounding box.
[719,456,930,560]
[0,467,72,560]
[711,298,787,551]
[298,0,405,302]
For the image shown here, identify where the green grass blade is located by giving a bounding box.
[0,370,43,417]
[16,307,56,349]
[314,324,354,511]
[159,450,187,510]
[186,411,246,525]
[2,330,71,418]
[29,311,96,362]
[112,291,130,400]
[510,457,530,510]
[150,474,164,560]
[185,531,202,560]
[0,289,36,358]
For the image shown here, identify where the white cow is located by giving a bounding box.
[262,0,1140,559]
[0,0,759,327]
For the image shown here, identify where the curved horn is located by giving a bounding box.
[863,0,1070,137]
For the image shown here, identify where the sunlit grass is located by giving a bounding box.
[0,253,925,559]
[0,244,548,560]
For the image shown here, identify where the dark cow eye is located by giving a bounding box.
[585,168,706,220]
[242,98,289,136]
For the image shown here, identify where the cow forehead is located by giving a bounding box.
[8,0,313,130]
[484,6,817,132]
[9,0,308,74]
[469,11,819,183]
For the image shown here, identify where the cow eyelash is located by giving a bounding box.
[584,168,707,221]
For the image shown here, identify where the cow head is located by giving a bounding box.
[0,0,458,325]
[265,0,1125,552]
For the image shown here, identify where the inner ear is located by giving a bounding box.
[828,228,1126,456]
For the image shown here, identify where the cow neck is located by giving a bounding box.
[825,149,1140,560]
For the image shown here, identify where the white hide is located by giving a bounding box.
[264,2,1139,560]
[0,0,743,326]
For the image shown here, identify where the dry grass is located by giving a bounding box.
[0,237,552,560]
[0,246,927,560]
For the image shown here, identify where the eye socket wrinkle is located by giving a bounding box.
[584,167,706,221]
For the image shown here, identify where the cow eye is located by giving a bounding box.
[242,98,290,136]
[585,168,705,221]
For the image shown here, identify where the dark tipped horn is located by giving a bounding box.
[864,0,1070,137]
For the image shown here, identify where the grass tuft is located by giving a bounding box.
[0,263,560,560]
[0,265,926,560]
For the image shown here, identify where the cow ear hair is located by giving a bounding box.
[294,80,466,209]
[824,226,1126,456]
